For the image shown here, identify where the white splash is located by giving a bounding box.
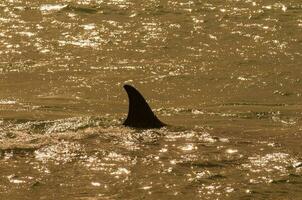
[226,149,238,154]
[180,144,197,151]
[91,182,101,187]
[40,4,67,13]
[0,100,16,105]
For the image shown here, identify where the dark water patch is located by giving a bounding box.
[184,161,226,168]
[63,5,98,14]
[0,148,36,158]
[207,174,226,180]
[270,174,302,185]
[270,179,289,184]
[222,102,290,107]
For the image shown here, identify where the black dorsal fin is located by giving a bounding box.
[123,84,165,128]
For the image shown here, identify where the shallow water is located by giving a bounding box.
[0,0,302,199]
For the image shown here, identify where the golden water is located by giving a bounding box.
[0,0,302,199]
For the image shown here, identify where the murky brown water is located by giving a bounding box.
[0,0,302,199]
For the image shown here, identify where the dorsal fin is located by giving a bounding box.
[123,84,165,128]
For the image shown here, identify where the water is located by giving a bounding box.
[0,0,302,199]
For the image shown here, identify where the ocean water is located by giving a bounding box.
[0,0,302,199]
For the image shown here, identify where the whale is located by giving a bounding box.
[123,84,166,128]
